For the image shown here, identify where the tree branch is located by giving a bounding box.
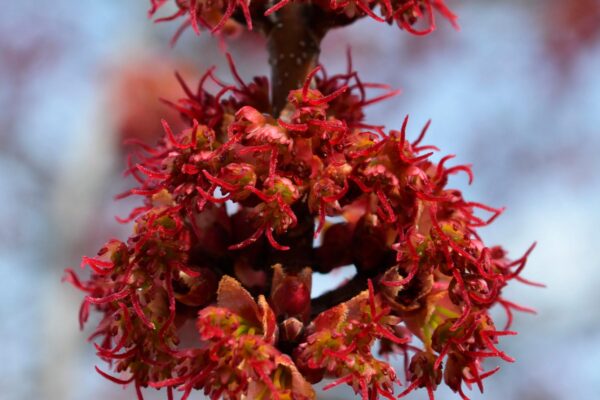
[267,3,324,115]
[310,273,367,317]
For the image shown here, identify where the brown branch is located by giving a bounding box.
[260,3,366,296]
[310,273,367,317]
[266,3,324,115]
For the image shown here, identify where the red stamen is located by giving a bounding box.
[264,0,291,16]
[265,225,290,251]
[95,366,135,385]
[136,164,170,180]
[85,288,130,305]
[376,189,397,222]
[361,89,402,107]
[308,85,349,106]
[413,119,431,147]
[302,66,322,101]
[323,375,353,391]
[278,118,309,132]
[202,170,239,191]
[131,293,156,330]
[228,225,265,250]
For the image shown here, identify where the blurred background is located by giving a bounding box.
[1,1,599,399]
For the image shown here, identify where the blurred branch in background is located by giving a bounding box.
[540,0,600,75]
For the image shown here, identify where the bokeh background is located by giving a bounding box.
[1,1,599,399]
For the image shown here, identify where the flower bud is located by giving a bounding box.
[315,222,353,272]
[220,162,257,187]
[380,264,433,313]
[352,214,391,273]
[265,176,300,204]
[173,267,218,307]
[271,264,311,318]
[409,351,442,390]
[444,352,468,393]
[280,317,305,343]
[272,276,311,317]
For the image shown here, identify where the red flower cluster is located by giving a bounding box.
[148,0,458,37]
[66,58,535,400]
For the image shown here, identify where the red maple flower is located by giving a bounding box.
[67,2,536,398]
[66,58,536,399]
[148,0,458,41]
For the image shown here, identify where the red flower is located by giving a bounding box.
[66,56,536,399]
[148,0,458,42]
